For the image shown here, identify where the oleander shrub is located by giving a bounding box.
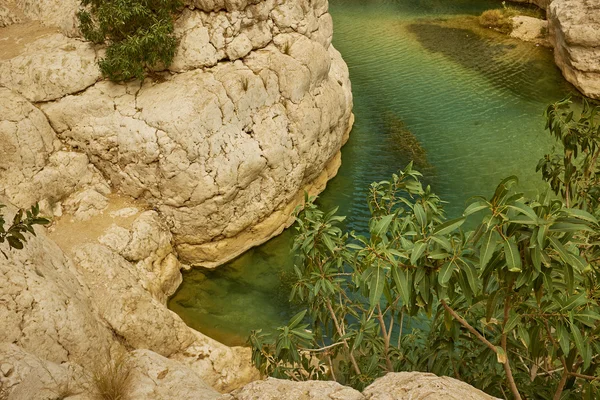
[77,0,182,81]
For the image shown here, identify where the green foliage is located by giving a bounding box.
[250,101,600,399]
[478,9,515,34]
[0,203,50,257]
[78,0,181,81]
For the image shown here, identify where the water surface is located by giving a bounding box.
[169,0,573,346]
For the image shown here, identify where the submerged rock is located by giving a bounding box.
[548,0,600,99]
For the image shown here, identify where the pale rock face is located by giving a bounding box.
[0,343,93,400]
[220,378,365,400]
[0,88,108,212]
[72,244,196,357]
[0,204,123,371]
[362,372,499,400]
[15,0,81,37]
[127,349,221,400]
[42,37,352,266]
[510,16,549,45]
[62,189,109,221]
[0,33,99,102]
[99,210,184,302]
[0,5,20,28]
[548,0,600,99]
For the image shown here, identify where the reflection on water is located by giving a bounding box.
[168,0,573,346]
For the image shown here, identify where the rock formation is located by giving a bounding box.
[548,0,600,99]
[511,0,551,10]
[1,0,353,268]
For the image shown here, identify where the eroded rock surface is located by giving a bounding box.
[220,378,365,400]
[510,15,549,45]
[362,372,499,400]
[548,0,600,99]
[39,0,353,266]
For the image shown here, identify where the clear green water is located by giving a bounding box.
[168,0,574,346]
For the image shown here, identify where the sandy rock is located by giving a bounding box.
[172,330,260,392]
[15,0,81,36]
[510,15,549,45]
[62,189,109,221]
[362,372,499,400]
[172,9,220,71]
[127,349,221,400]
[219,378,365,400]
[0,202,123,371]
[42,39,352,266]
[0,343,93,400]
[72,244,196,357]
[548,0,600,99]
[0,5,20,28]
[99,211,184,302]
[0,33,99,102]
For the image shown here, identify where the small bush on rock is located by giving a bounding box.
[478,9,515,34]
[77,0,182,81]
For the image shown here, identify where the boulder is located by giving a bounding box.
[362,372,499,400]
[41,40,352,267]
[510,15,549,45]
[548,0,600,99]
[219,377,365,400]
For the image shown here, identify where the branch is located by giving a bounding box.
[440,300,498,355]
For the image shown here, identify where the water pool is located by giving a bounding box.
[168,0,574,346]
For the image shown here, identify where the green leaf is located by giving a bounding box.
[410,241,427,266]
[287,310,307,330]
[438,261,455,287]
[432,217,466,236]
[504,238,521,272]
[414,203,427,228]
[549,237,572,264]
[480,230,498,269]
[564,208,598,224]
[570,322,585,361]
[507,202,538,222]
[504,312,520,334]
[557,323,570,355]
[392,266,411,306]
[495,346,507,364]
[373,214,394,236]
[463,200,489,216]
[369,267,385,308]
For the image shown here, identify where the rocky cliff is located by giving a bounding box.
[0,0,353,268]
[548,0,600,99]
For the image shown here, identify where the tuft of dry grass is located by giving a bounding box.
[91,353,133,400]
[478,9,514,34]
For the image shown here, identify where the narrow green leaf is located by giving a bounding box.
[392,266,411,306]
[414,203,427,228]
[287,310,307,330]
[438,261,454,287]
[411,241,427,266]
[373,214,394,236]
[369,267,385,308]
[480,230,498,269]
[504,238,522,272]
[463,200,489,216]
[432,217,466,236]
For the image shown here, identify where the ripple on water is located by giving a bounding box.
[169,0,573,346]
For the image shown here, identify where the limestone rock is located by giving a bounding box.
[127,349,221,400]
[172,330,260,392]
[0,90,108,211]
[42,39,353,266]
[220,377,365,400]
[510,16,549,45]
[0,202,123,371]
[72,244,196,357]
[362,372,499,400]
[0,5,20,28]
[548,0,600,99]
[98,210,184,302]
[15,0,81,37]
[0,33,100,102]
[62,189,109,221]
[0,343,93,400]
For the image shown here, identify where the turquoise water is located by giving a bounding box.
[168,0,574,346]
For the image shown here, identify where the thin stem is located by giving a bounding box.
[397,311,404,349]
[440,300,498,354]
[501,297,522,400]
[325,300,361,376]
[376,304,393,372]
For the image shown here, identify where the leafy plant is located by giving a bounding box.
[77,0,182,81]
[478,9,515,34]
[250,101,600,399]
[0,203,50,257]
